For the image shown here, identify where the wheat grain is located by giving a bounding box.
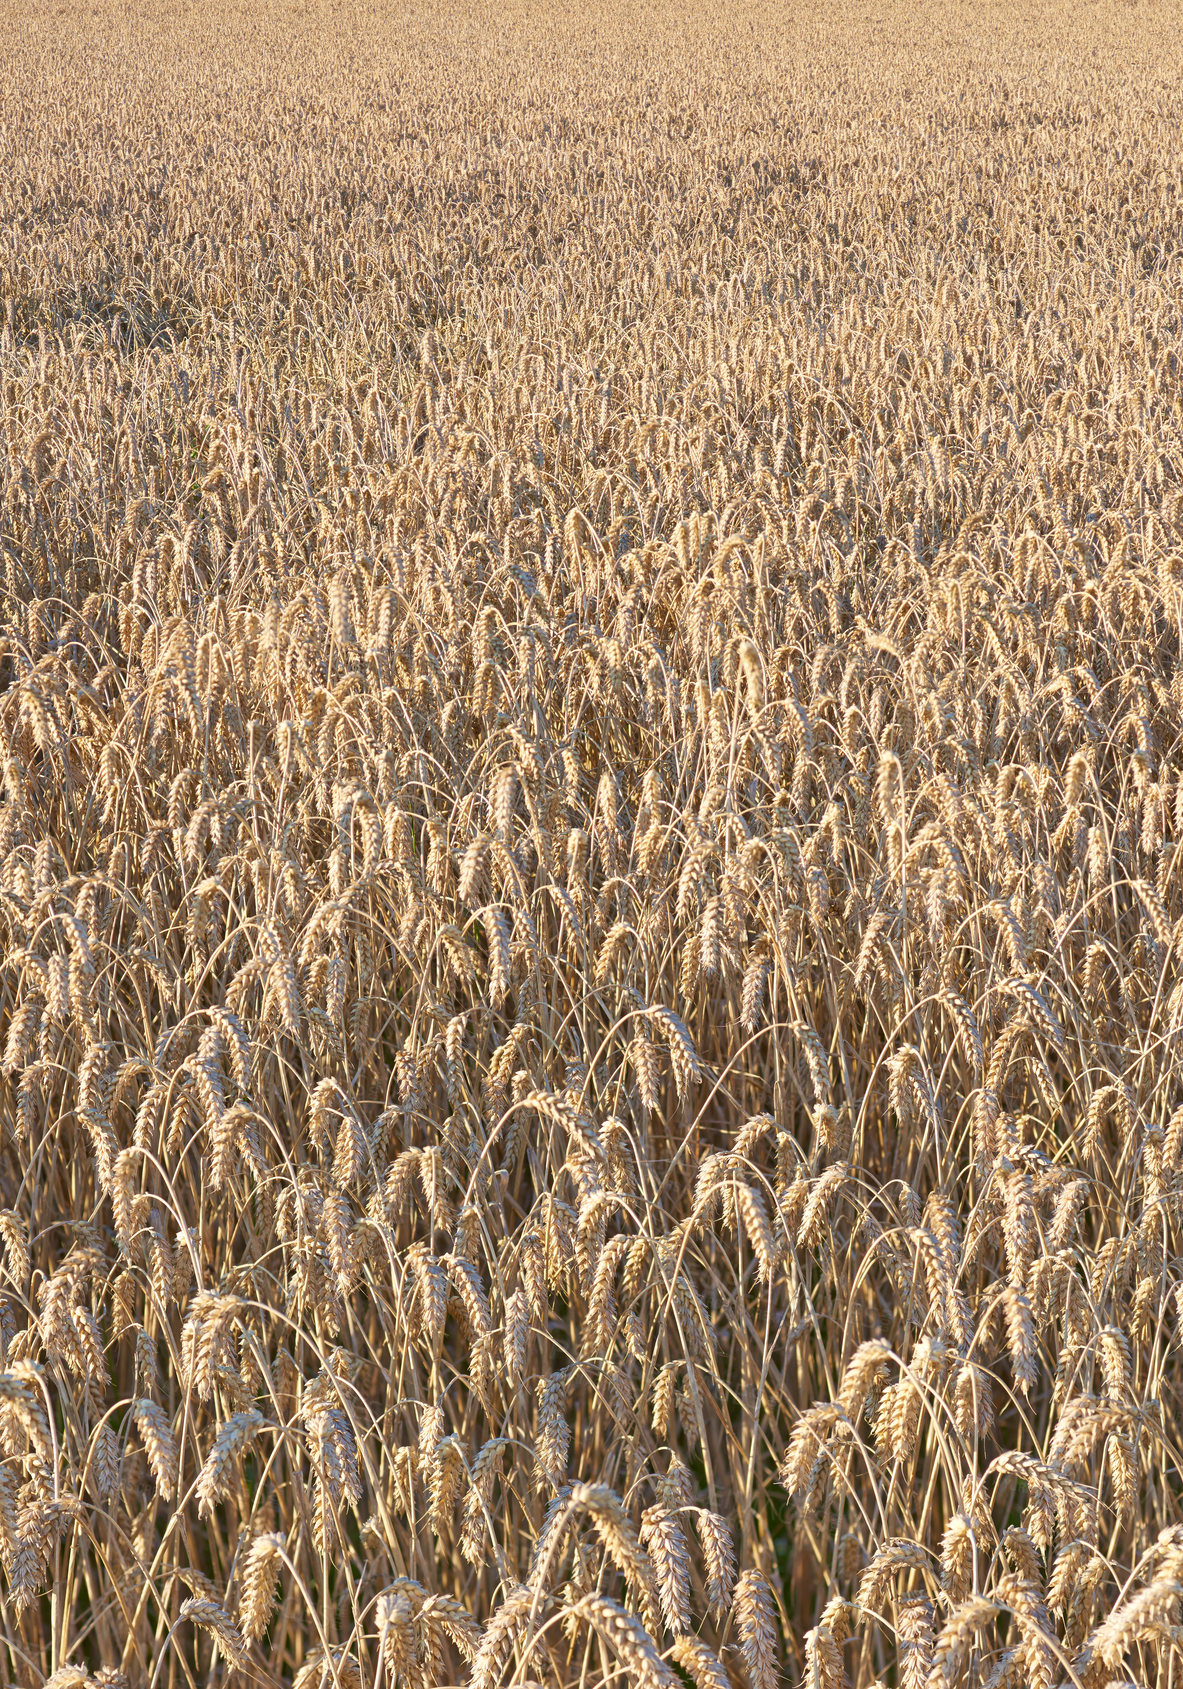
[0,6,1181,1685]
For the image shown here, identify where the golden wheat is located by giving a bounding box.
[0,0,1182,1685]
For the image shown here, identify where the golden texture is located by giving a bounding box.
[0,0,1182,1685]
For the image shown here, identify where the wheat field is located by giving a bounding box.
[1,0,1182,1684]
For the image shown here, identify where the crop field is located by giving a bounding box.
[1,0,1183,1684]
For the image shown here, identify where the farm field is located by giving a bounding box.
[2,0,1183,1685]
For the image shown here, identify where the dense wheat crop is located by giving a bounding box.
[1,0,1183,1684]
